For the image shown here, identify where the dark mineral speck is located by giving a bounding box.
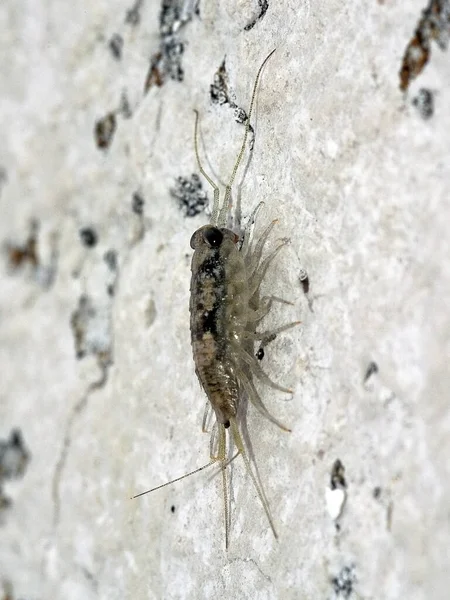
[364,361,379,383]
[171,173,208,217]
[244,0,269,31]
[104,249,117,271]
[119,90,132,119]
[125,0,143,26]
[256,347,265,360]
[109,33,124,60]
[210,59,229,105]
[94,113,117,150]
[331,565,357,598]
[299,268,310,294]
[234,107,247,125]
[0,165,7,193]
[0,429,30,510]
[132,191,145,215]
[331,459,347,490]
[80,227,98,248]
[412,88,434,119]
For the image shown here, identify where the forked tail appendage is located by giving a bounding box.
[230,417,278,540]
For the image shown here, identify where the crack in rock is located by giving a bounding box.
[51,361,110,527]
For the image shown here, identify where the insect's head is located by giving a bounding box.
[190,225,238,250]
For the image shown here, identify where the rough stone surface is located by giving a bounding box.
[1,1,449,599]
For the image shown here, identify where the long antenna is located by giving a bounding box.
[194,109,221,224]
[218,48,276,226]
[131,460,216,499]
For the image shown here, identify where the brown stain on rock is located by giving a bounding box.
[400,0,450,91]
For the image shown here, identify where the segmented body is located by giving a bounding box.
[190,226,245,427]
[187,50,300,548]
[132,50,299,549]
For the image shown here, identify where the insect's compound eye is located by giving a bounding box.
[190,231,199,249]
[202,227,223,248]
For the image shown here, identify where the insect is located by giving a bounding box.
[133,50,300,548]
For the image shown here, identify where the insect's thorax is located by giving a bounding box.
[190,229,250,425]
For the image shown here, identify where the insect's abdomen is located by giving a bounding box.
[190,236,248,426]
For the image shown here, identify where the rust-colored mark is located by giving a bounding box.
[144,52,164,93]
[94,112,117,149]
[6,221,39,270]
[399,34,430,92]
[400,0,450,91]
[142,1,199,95]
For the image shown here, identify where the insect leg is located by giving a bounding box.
[255,320,302,343]
[240,202,265,255]
[231,342,293,394]
[261,295,294,306]
[246,219,278,274]
[202,400,213,433]
[246,295,294,324]
[237,367,291,432]
[248,239,289,300]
